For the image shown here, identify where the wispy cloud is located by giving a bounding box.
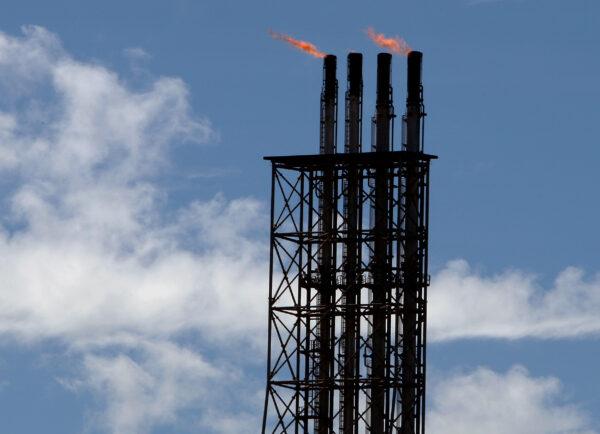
[430,259,600,341]
[429,366,597,434]
[123,47,151,61]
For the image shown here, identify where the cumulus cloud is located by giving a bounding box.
[429,259,600,341]
[429,366,596,434]
[77,340,220,433]
[0,26,266,433]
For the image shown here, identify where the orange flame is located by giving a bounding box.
[365,27,412,56]
[269,30,326,59]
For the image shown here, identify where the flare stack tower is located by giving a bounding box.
[262,50,436,434]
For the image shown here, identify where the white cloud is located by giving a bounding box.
[0,26,265,433]
[0,193,267,344]
[123,47,151,62]
[0,26,266,346]
[0,26,61,93]
[79,340,220,433]
[59,336,262,434]
[429,259,600,341]
[429,366,596,434]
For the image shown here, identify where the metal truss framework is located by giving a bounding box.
[262,150,435,434]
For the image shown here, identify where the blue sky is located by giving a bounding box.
[0,0,598,433]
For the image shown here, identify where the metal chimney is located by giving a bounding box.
[405,51,423,152]
[374,53,394,152]
[345,53,363,153]
[369,52,395,434]
[317,53,337,434]
[340,52,363,434]
[320,54,338,154]
[401,50,425,434]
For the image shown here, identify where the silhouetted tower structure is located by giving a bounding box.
[262,51,435,434]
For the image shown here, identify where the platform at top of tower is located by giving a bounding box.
[264,150,437,170]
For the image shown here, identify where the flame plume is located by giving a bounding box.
[269,30,326,59]
[366,27,412,56]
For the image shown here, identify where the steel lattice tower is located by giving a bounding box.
[262,51,436,434]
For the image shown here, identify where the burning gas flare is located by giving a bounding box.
[365,27,412,56]
[269,30,326,59]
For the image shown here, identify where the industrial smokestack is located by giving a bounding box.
[340,52,363,434]
[376,53,391,106]
[401,50,424,434]
[374,53,394,152]
[369,52,395,434]
[405,51,423,152]
[345,53,363,153]
[317,53,337,434]
[347,53,362,97]
[320,54,338,154]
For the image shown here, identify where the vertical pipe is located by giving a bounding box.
[405,52,422,153]
[341,52,362,434]
[321,55,338,155]
[401,50,423,434]
[374,53,393,152]
[371,52,394,434]
[317,54,337,434]
[345,53,363,153]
